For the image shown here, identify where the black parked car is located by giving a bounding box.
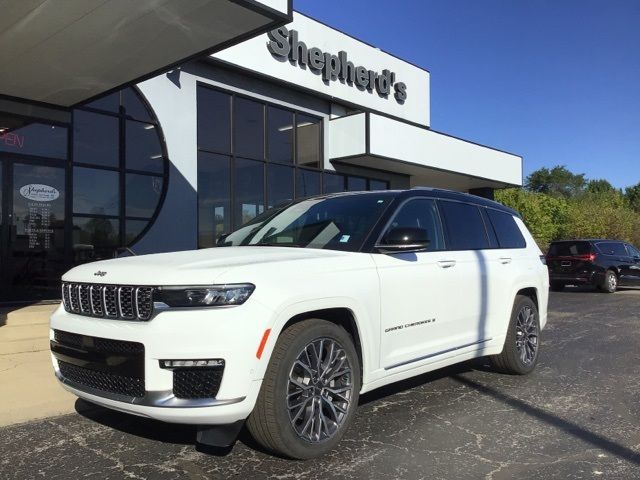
[546,239,640,293]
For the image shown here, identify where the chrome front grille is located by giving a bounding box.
[61,283,155,321]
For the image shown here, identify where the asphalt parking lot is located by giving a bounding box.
[1,288,639,480]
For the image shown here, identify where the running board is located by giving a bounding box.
[384,338,492,370]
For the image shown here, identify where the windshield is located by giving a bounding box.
[220,193,395,252]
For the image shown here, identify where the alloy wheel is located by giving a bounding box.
[287,338,353,443]
[515,305,539,366]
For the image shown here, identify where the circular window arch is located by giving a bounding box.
[72,87,168,261]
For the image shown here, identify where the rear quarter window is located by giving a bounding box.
[486,209,526,249]
[438,201,489,250]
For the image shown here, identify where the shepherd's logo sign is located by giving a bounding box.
[267,27,407,103]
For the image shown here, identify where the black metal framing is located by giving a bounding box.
[195,82,389,247]
[72,87,170,253]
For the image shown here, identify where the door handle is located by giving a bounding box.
[437,260,456,268]
[500,257,512,264]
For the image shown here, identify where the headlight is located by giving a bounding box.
[156,284,255,307]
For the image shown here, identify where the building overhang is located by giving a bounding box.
[328,112,523,190]
[0,0,291,108]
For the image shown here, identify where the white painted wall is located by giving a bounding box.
[255,0,289,14]
[213,12,430,127]
[368,115,522,186]
[327,113,367,159]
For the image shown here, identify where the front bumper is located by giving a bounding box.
[49,301,274,424]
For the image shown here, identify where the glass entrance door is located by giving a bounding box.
[0,159,67,302]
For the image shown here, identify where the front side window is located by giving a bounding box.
[221,193,394,252]
[439,201,489,250]
[382,199,444,251]
[627,244,640,257]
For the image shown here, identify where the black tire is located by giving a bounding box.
[490,295,540,375]
[550,282,565,292]
[246,319,361,459]
[600,270,618,293]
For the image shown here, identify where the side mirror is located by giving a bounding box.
[216,233,230,246]
[376,227,430,253]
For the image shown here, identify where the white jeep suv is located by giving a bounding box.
[50,188,548,459]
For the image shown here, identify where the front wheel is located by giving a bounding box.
[246,319,361,459]
[490,295,540,375]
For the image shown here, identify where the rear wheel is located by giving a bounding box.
[246,319,360,459]
[550,282,565,292]
[600,270,618,293]
[490,295,540,375]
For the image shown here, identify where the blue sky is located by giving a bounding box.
[295,0,640,189]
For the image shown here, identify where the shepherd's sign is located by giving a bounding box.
[267,27,407,103]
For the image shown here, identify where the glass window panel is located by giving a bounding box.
[347,176,367,192]
[73,167,119,216]
[296,114,321,168]
[73,217,119,262]
[125,174,162,218]
[296,169,321,198]
[83,92,120,113]
[234,158,264,227]
[486,209,526,249]
[122,88,152,122]
[384,199,445,251]
[125,121,163,173]
[0,122,67,159]
[323,173,345,193]
[234,97,264,159]
[267,164,294,208]
[198,152,231,248]
[197,87,231,153]
[267,106,293,164]
[73,110,118,167]
[369,179,388,191]
[126,219,148,245]
[439,201,489,250]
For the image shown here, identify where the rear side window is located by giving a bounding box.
[438,201,489,250]
[597,242,628,256]
[486,209,526,249]
[548,241,591,257]
[385,198,445,251]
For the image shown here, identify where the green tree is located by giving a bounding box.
[586,178,616,195]
[525,165,586,198]
[625,182,640,213]
[495,188,568,249]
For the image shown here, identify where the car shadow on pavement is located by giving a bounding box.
[74,399,196,445]
[451,375,640,466]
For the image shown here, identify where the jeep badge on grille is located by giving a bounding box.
[94,271,107,277]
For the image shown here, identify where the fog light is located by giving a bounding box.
[160,359,224,368]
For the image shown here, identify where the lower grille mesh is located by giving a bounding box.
[58,361,145,398]
[173,367,224,399]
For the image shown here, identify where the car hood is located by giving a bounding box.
[62,246,355,285]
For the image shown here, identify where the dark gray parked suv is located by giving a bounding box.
[546,239,640,292]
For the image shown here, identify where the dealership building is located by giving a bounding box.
[0,1,522,303]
